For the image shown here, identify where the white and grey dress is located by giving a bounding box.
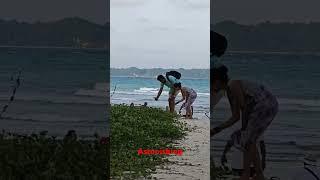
[230,80,278,148]
[182,87,197,110]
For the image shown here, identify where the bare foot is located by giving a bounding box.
[250,174,265,180]
[240,174,250,180]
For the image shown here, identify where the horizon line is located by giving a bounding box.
[110,67,210,70]
[212,19,320,26]
[0,16,108,26]
[2,17,319,26]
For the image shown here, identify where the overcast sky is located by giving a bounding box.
[110,0,210,69]
[2,0,319,68]
[0,0,108,24]
[212,0,320,24]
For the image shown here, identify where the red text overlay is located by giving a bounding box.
[137,148,183,156]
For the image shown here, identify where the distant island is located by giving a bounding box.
[212,21,320,52]
[0,17,109,48]
[3,18,319,52]
[111,67,209,79]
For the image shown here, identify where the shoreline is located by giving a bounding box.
[110,75,209,80]
[150,117,210,180]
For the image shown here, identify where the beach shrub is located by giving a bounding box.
[210,160,232,180]
[0,130,109,180]
[110,105,186,179]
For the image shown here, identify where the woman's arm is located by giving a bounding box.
[221,139,233,165]
[175,90,186,105]
[260,140,266,170]
[185,93,190,103]
[154,85,164,101]
[179,102,185,114]
[211,83,241,135]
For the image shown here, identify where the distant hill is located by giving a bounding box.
[212,21,320,52]
[0,17,109,48]
[111,67,209,79]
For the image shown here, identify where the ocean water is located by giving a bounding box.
[0,47,108,137]
[110,76,210,118]
[211,52,320,170]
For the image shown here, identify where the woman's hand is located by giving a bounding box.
[175,99,183,105]
[221,154,228,165]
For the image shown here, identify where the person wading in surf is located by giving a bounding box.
[211,65,278,180]
[154,71,181,113]
[174,84,197,119]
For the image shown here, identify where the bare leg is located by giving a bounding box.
[191,106,194,116]
[251,144,265,180]
[168,96,175,113]
[186,105,192,119]
[240,144,253,180]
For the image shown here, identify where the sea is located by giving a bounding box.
[110,76,210,118]
[4,47,319,176]
[211,52,320,179]
[111,53,320,168]
[0,47,108,138]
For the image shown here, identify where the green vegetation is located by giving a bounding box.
[211,161,232,180]
[0,130,108,180]
[0,17,108,48]
[110,105,186,179]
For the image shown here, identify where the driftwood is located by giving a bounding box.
[0,70,22,118]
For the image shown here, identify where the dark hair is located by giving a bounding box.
[157,75,165,82]
[174,83,181,88]
[211,31,228,57]
[211,65,229,83]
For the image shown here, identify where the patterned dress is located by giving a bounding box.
[232,80,278,148]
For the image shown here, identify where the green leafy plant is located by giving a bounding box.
[0,130,109,180]
[110,105,186,179]
[210,160,232,180]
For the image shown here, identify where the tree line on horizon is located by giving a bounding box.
[1,17,319,51]
[111,67,209,79]
[213,20,320,52]
[0,17,109,48]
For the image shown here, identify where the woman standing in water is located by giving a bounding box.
[174,83,197,119]
[154,74,181,113]
[211,65,278,180]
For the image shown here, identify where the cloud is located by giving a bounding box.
[169,0,209,10]
[110,0,147,7]
[111,0,209,10]
[143,25,187,32]
[137,17,150,23]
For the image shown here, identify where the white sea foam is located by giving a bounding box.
[74,82,108,98]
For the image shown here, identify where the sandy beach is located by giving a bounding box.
[150,117,210,180]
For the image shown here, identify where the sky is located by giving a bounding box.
[110,0,210,69]
[0,0,318,26]
[0,0,108,24]
[1,0,318,68]
[212,0,320,24]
